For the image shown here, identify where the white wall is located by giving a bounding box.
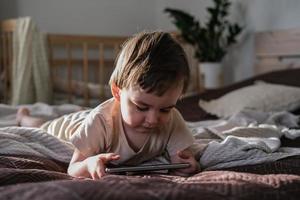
[1,0,300,84]
[157,0,300,84]
[229,0,300,84]
[0,0,156,36]
[155,0,210,32]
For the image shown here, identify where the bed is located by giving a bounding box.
[1,18,300,199]
[0,18,127,107]
[0,18,200,107]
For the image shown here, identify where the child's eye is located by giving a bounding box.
[136,106,148,112]
[160,108,171,113]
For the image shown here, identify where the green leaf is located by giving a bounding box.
[164,0,243,62]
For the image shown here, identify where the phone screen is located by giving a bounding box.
[105,163,190,174]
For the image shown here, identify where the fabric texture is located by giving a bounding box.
[0,169,299,200]
[11,17,52,105]
[41,109,90,142]
[187,109,300,170]
[0,102,82,128]
[199,81,300,117]
[70,98,195,165]
[0,127,73,163]
[0,119,299,200]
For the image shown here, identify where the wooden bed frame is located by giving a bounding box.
[0,19,127,106]
[0,19,14,104]
[48,34,127,106]
[4,18,299,106]
[0,18,201,106]
[255,27,300,74]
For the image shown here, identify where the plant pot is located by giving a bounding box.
[199,62,223,89]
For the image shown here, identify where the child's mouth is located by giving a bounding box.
[139,126,155,133]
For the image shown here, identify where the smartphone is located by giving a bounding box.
[105,163,190,174]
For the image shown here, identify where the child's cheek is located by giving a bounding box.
[160,114,171,125]
[125,111,144,126]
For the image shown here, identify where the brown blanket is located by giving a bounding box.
[0,154,299,200]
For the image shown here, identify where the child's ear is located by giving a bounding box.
[111,83,121,101]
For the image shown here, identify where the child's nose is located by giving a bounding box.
[146,110,159,125]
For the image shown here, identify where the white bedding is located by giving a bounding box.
[188,109,300,170]
[1,106,300,171]
[0,102,82,127]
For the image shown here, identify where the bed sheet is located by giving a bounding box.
[0,102,82,127]
[0,169,299,200]
[1,69,300,199]
[0,124,299,199]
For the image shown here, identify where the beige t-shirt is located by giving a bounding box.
[41,109,91,141]
[70,98,195,165]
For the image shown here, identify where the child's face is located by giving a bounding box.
[118,85,182,134]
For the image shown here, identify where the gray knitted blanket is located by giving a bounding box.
[0,126,73,163]
[188,109,300,170]
[1,109,299,171]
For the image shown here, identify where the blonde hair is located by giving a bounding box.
[109,31,190,96]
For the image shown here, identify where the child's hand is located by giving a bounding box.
[170,149,200,176]
[86,153,120,179]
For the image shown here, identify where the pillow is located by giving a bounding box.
[199,81,300,118]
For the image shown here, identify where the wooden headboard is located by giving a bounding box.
[0,19,15,103]
[0,18,127,106]
[48,34,127,106]
[255,27,300,75]
[1,18,201,106]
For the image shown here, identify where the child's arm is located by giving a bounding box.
[68,148,120,179]
[169,148,200,176]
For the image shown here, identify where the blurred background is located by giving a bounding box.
[1,0,300,85]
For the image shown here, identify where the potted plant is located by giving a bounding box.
[164,0,243,89]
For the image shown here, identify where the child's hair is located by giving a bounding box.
[109,31,190,96]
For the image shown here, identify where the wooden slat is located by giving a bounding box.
[1,18,128,106]
[48,34,126,106]
[48,34,127,46]
[82,43,89,106]
[7,32,13,101]
[255,28,300,57]
[114,43,120,57]
[47,34,55,84]
[255,27,300,75]
[66,43,73,103]
[1,19,16,32]
[98,43,105,98]
[1,33,8,102]
[53,77,105,98]
[255,57,299,73]
[1,31,13,102]
[51,59,115,67]
[171,31,204,93]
